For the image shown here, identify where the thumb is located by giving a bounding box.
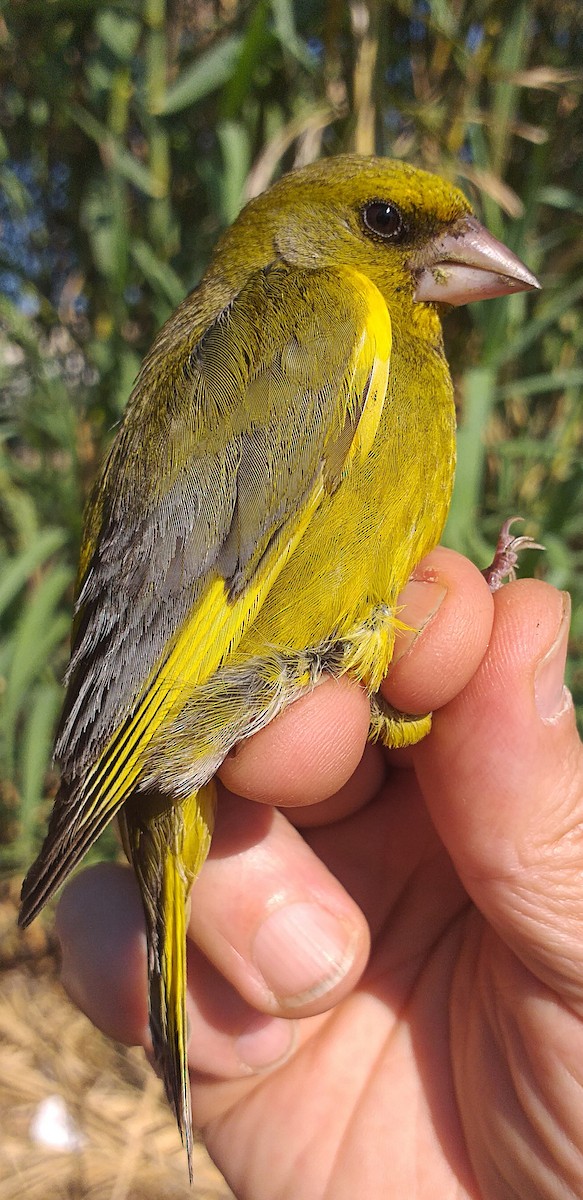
[413,580,583,1004]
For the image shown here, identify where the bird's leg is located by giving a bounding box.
[482,516,544,592]
[368,693,432,748]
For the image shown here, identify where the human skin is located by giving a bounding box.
[56,546,583,1200]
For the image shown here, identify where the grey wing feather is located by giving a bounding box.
[56,448,240,774]
[55,264,364,780]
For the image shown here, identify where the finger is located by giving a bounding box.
[189,784,370,1016]
[221,546,494,817]
[56,863,303,1078]
[381,546,494,715]
[184,942,298,1077]
[57,786,371,1035]
[414,580,583,1004]
[218,676,371,806]
[56,863,149,1046]
[284,741,387,828]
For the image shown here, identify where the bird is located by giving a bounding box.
[19,154,539,1177]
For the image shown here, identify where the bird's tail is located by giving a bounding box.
[119,781,216,1181]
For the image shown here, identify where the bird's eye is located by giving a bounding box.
[361,201,406,242]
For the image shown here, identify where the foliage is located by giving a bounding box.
[1,0,582,873]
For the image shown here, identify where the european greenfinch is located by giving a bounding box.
[20,155,539,1175]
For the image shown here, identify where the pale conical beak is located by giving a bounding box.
[413,215,540,306]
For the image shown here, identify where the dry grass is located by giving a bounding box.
[0,884,233,1200]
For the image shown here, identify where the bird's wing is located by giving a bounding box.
[20,262,391,921]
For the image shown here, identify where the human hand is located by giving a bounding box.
[56,548,583,1200]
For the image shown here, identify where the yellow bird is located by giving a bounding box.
[19,155,538,1175]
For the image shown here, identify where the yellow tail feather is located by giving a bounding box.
[119,782,216,1181]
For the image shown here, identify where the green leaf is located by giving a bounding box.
[542,531,574,591]
[490,2,531,176]
[270,0,314,68]
[538,186,583,220]
[444,367,496,555]
[0,294,43,349]
[71,104,165,197]
[157,35,244,115]
[0,164,32,213]
[3,565,72,747]
[95,7,141,61]
[221,0,273,119]
[497,275,583,365]
[0,531,68,622]
[112,346,142,415]
[427,0,458,40]
[131,239,186,307]
[217,120,251,223]
[498,369,583,398]
[18,682,63,858]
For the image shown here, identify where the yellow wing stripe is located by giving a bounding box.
[81,482,325,813]
[340,269,392,464]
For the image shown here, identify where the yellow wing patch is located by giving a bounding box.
[81,478,324,814]
[341,268,392,464]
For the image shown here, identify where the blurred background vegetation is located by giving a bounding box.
[1,0,582,879]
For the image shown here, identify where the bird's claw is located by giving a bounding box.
[482,516,544,592]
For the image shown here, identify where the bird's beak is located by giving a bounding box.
[413,215,540,306]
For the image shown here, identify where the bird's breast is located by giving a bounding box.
[244,334,456,656]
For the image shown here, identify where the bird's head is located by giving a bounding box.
[213,155,539,325]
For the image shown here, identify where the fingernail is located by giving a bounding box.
[391,580,447,666]
[535,593,572,722]
[252,903,358,1005]
[236,1016,295,1071]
